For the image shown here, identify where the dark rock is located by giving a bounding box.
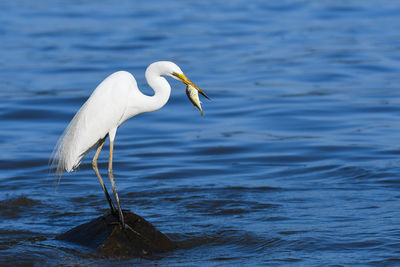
[56,210,176,258]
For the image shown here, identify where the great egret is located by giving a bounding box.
[52,61,209,229]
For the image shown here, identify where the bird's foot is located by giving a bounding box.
[108,217,126,230]
[117,209,125,229]
[109,218,142,237]
[120,220,126,229]
[124,223,143,237]
[110,206,118,216]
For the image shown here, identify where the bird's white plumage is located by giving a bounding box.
[53,71,134,172]
[52,61,185,174]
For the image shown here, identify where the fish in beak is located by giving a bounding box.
[172,72,210,116]
[186,84,203,116]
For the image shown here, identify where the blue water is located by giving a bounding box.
[1,0,400,265]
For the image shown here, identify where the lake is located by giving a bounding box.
[1,0,400,265]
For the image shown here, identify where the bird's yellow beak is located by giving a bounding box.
[172,72,210,100]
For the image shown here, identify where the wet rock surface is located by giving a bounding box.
[56,210,176,258]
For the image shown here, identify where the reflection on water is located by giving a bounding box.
[1,0,400,265]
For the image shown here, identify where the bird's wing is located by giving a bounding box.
[52,71,137,174]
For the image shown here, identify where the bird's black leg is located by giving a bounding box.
[92,138,117,214]
[108,140,126,229]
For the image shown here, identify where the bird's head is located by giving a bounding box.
[149,61,210,99]
[147,61,210,115]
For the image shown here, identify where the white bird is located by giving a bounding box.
[52,61,209,228]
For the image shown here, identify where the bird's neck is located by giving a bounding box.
[141,68,171,113]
